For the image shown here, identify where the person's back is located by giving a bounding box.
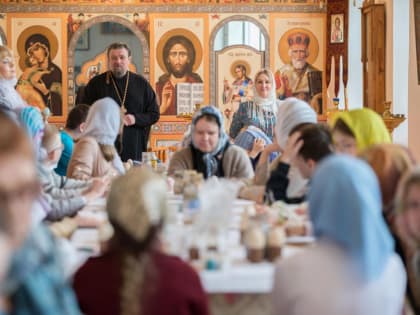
[73,167,209,315]
[74,249,209,315]
[55,104,89,176]
[272,155,406,315]
[56,129,74,176]
[67,136,119,180]
[66,98,125,180]
[273,242,405,315]
[41,124,107,221]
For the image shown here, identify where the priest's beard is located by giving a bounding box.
[112,69,127,79]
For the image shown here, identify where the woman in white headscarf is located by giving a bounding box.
[229,68,279,140]
[67,97,125,180]
[0,46,27,112]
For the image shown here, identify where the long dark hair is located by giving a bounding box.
[235,64,252,82]
[163,35,195,74]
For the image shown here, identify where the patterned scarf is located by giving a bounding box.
[191,106,229,178]
[2,225,81,315]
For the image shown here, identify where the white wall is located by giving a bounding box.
[390,0,409,145]
[346,1,363,110]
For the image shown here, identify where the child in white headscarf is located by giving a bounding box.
[67,97,125,180]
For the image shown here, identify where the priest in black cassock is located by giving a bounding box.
[81,42,160,162]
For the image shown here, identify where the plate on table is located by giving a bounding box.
[286,236,315,245]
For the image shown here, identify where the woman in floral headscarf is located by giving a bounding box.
[168,105,253,179]
[73,167,209,315]
[229,68,279,140]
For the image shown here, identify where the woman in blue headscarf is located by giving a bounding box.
[168,105,253,179]
[272,155,406,315]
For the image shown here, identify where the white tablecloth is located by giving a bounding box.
[200,245,306,293]
[201,262,275,293]
[70,197,311,295]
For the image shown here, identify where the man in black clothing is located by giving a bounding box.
[266,123,333,203]
[81,42,160,162]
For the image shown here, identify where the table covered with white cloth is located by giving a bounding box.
[69,197,312,315]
